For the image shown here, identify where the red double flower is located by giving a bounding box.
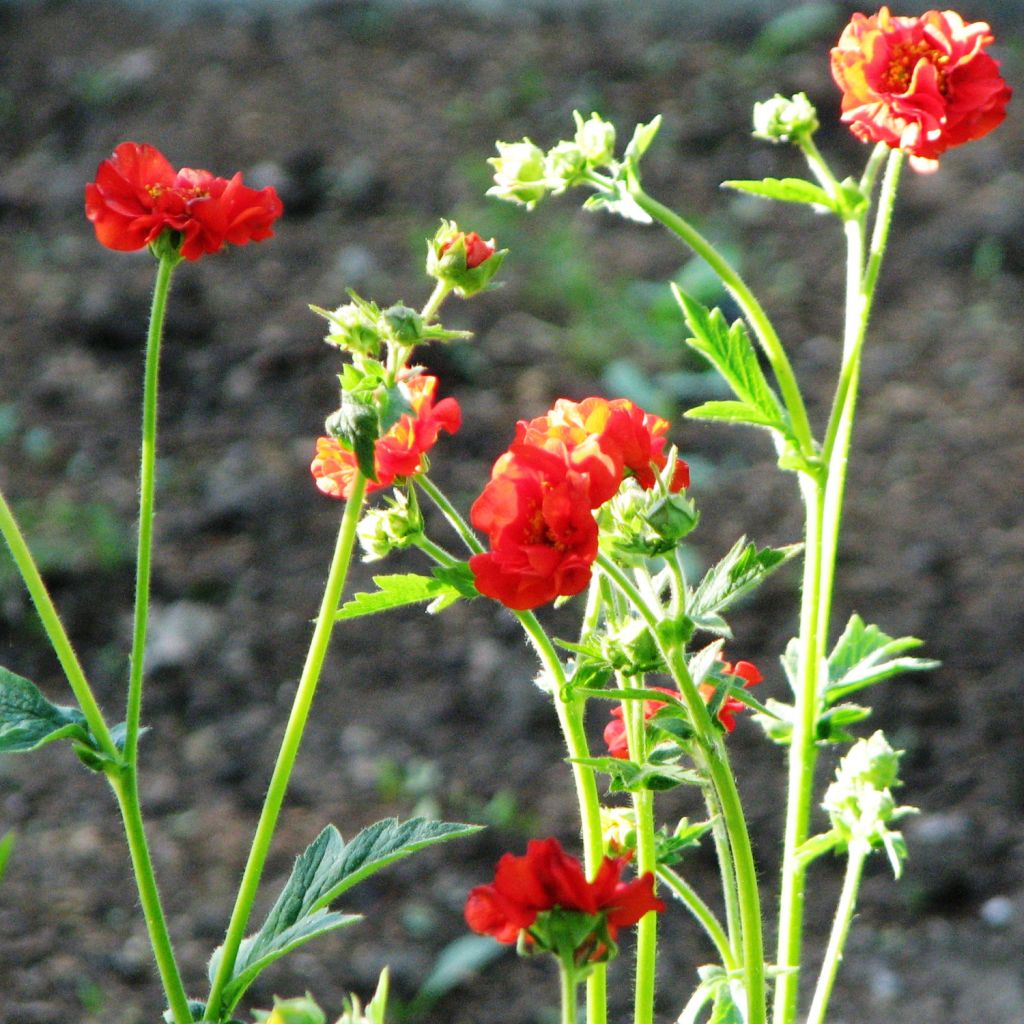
[603,657,763,758]
[85,142,283,260]
[464,837,663,960]
[469,397,689,610]
[831,7,1011,171]
[311,374,461,500]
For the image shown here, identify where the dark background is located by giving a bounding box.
[1,2,1023,1022]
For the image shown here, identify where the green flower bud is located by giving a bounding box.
[426,219,506,298]
[487,139,549,208]
[545,140,587,192]
[573,111,617,165]
[314,300,382,357]
[252,995,326,1024]
[752,92,819,143]
[382,303,423,345]
[356,490,423,561]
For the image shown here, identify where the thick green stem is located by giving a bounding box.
[204,473,368,1021]
[560,960,581,1024]
[109,771,193,1024]
[804,843,868,1024]
[631,188,814,456]
[125,251,178,764]
[0,491,118,759]
[773,472,826,1024]
[656,865,735,971]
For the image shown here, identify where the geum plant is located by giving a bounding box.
[0,6,1011,1024]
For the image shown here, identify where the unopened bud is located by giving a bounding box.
[487,139,549,208]
[752,92,819,143]
[573,111,617,165]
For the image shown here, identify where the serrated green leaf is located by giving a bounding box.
[327,392,379,480]
[687,400,782,428]
[722,177,836,212]
[688,538,800,622]
[572,756,703,793]
[673,286,792,441]
[825,614,939,705]
[208,818,480,1012]
[336,573,470,620]
[0,666,90,754]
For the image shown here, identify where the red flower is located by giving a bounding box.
[831,7,1011,171]
[311,373,461,499]
[516,397,689,507]
[85,142,283,259]
[464,837,664,958]
[604,657,763,757]
[440,230,497,269]
[469,444,598,610]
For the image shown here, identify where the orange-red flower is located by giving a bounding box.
[311,374,461,499]
[515,397,689,507]
[469,444,598,610]
[603,657,762,757]
[831,7,1011,171]
[464,837,663,960]
[440,230,497,269]
[85,142,283,259]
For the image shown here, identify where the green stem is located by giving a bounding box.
[804,843,869,1024]
[656,865,735,971]
[125,251,178,765]
[204,473,368,1021]
[0,491,118,759]
[109,771,193,1024]
[621,675,657,1024]
[515,609,607,1024]
[631,188,814,456]
[773,474,825,1024]
[415,474,483,555]
[560,959,581,1024]
[704,778,742,964]
[596,553,765,1024]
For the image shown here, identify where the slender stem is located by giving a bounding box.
[596,553,765,1024]
[415,474,483,555]
[125,251,178,764]
[204,473,368,1021]
[515,608,607,1024]
[797,135,840,200]
[773,474,825,1024]
[656,865,735,971]
[0,491,118,759]
[622,674,657,1024]
[411,531,459,568]
[631,188,814,456]
[703,779,742,963]
[421,280,451,323]
[804,843,869,1024]
[109,772,192,1024]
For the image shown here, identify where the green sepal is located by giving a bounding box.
[824,613,940,705]
[325,392,379,481]
[722,177,836,213]
[207,818,480,1014]
[656,818,712,866]
[73,720,141,773]
[572,755,704,793]
[335,566,475,620]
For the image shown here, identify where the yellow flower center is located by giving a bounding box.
[882,40,949,95]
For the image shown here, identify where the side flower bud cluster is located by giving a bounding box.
[468,396,689,610]
[752,92,820,143]
[426,220,505,297]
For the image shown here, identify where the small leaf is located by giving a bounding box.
[572,756,704,793]
[208,818,480,1012]
[825,614,939,705]
[673,286,793,442]
[326,392,379,481]
[688,538,800,622]
[0,831,14,884]
[624,115,663,164]
[722,177,836,212]
[0,666,90,754]
[336,572,471,620]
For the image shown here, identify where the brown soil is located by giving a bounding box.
[1,2,1023,1023]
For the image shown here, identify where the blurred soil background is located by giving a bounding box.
[1,1,1023,1022]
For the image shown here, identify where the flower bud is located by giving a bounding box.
[603,476,699,558]
[599,617,662,675]
[545,140,587,192]
[573,111,617,166]
[356,490,423,561]
[382,303,423,345]
[315,300,382,357]
[253,995,326,1024]
[752,92,819,143]
[487,139,549,208]
[426,220,505,298]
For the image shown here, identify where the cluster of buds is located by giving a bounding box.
[821,730,915,875]
[356,489,424,561]
[252,970,388,1024]
[488,111,621,208]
